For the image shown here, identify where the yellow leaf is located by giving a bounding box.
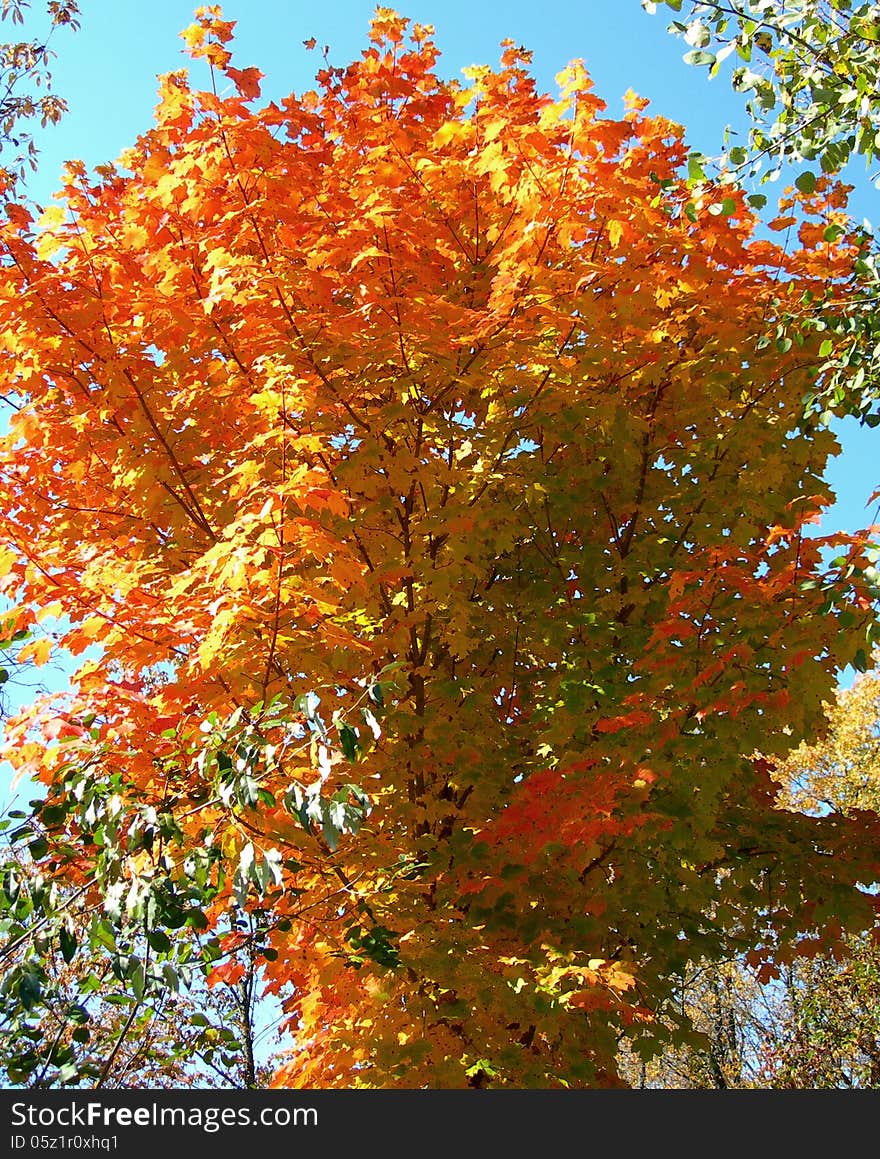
[607,219,624,249]
[81,615,106,639]
[19,638,52,667]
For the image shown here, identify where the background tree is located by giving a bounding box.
[765,664,880,1087]
[618,958,773,1087]
[0,794,285,1088]
[0,0,79,187]
[643,0,880,425]
[1,6,879,1088]
[619,665,880,1088]
[643,0,880,182]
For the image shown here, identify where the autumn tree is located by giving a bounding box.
[1,6,879,1088]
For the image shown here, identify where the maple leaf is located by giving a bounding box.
[226,66,263,101]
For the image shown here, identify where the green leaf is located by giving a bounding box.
[683,49,717,67]
[59,924,77,964]
[39,802,68,826]
[128,958,146,1002]
[368,681,384,707]
[853,648,869,673]
[104,992,135,1006]
[78,972,102,996]
[795,170,818,194]
[3,868,20,903]
[687,153,706,183]
[90,918,117,952]
[148,930,172,954]
[28,835,49,860]
[339,721,360,762]
[684,21,710,49]
[185,907,210,931]
[361,706,381,740]
[322,816,340,852]
[18,971,41,1012]
[162,963,181,993]
[709,198,737,217]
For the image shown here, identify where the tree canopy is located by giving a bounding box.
[1,5,879,1088]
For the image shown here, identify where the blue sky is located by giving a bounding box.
[1,0,875,764]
